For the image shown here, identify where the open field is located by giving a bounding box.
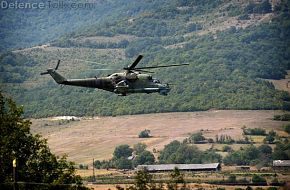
[30,110,289,164]
[267,70,290,94]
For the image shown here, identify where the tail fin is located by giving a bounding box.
[41,60,67,84]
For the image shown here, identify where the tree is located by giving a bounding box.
[284,124,290,134]
[243,128,266,136]
[134,143,147,155]
[139,129,151,138]
[263,130,276,144]
[167,167,186,190]
[113,145,133,169]
[79,163,88,169]
[159,140,212,164]
[190,132,205,143]
[0,93,86,189]
[258,144,272,155]
[223,145,261,166]
[273,114,290,121]
[93,160,101,169]
[131,169,153,190]
[222,145,233,152]
[113,144,133,159]
[272,141,290,160]
[203,150,222,163]
[158,140,181,164]
[259,0,272,13]
[223,151,244,165]
[133,151,155,166]
[115,157,133,169]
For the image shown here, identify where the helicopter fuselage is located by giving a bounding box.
[41,55,188,96]
[57,71,170,96]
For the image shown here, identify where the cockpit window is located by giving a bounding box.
[153,79,160,83]
[109,74,118,78]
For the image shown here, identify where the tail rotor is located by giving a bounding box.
[40,60,60,75]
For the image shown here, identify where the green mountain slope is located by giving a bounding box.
[0,0,162,51]
[1,0,290,117]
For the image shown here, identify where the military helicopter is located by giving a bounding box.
[41,55,189,96]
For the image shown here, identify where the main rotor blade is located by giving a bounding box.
[127,55,143,70]
[135,63,189,70]
[40,71,49,75]
[91,68,121,71]
[55,60,60,70]
[133,69,154,73]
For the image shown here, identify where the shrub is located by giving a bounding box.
[190,132,206,143]
[79,164,88,169]
[138,129,151,138]
[222,145,233,152]
[252,174,267,184]
[284,124,290,134]
[243,128,266,136]
[273,114,290,121]
[227,174,237,183]
[267,187,278,190]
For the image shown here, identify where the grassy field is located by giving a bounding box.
[267,70,290,94]
[30,110,289,164]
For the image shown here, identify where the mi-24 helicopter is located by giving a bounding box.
[41,55,189,96]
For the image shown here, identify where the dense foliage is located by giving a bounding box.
[0,52,37,83]
[284,124,290,134]
[243,127,266,136]
[133,151,155,166]
[263,130,277,144]
[272,140,290,160]
[189,132,206,143]
[0,93,87,189]
[0,0,156,51]
[251,174,267,185]
[134,143,148,155]
[95,143,155,169]
[158,140,221,164]
[222,142,290,167]
[139,129,151,138]
[273,113,290,121]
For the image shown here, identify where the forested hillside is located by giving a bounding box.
[0,0,159,51]
[1,0,290,117]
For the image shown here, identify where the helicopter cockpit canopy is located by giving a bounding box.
[126,72,138,80]
[152,78,160,83]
